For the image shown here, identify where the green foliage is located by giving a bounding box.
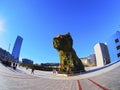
[19,63,32,68]
[20,63,59,71]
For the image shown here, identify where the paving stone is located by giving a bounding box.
[0,62,120,90]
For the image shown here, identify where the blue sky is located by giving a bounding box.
[0,0,120,63]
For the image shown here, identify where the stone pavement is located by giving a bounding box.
[0,61,120,90]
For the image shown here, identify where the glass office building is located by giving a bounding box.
[12,35,23,63]
[107,31,120,62]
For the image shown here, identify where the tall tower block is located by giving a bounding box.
[12,35,23,63]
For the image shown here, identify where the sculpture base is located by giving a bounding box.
[57,73,81,77]
[57,74,68,77]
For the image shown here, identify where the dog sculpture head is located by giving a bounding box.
[53,33,73,51]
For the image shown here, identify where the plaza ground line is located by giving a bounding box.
[88,79,108,90]
[77,80,82,90]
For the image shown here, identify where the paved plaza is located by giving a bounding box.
[0,61,120,90]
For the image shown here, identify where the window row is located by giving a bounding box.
[117,53,120,57]
[115,38,119,43]
[116,45,120,50]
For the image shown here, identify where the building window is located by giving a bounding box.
[116,45,120,50]
[115,38,119,43]
[117,53,120,57]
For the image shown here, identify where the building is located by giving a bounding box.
[0,48,14,61]
[80,57,88,65]
[107,31,120,62]
[22,58,33,65]
[12,35,23,63]
[0,48,14,66]
[80,54,96,67]
[87,54,96,66]
[94,43,110,67]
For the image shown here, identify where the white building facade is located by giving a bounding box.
[94,43,110,67]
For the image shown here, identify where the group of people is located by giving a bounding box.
[20,65,35,74]
[1,60,18,70]
[25,66,35,74]
[12,62,17,70]
[11,63,57,75]
[53,69,57,74]
[1,60,12,67]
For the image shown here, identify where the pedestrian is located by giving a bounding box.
[53,69,56,74]
[13,62,16,70]
[26,66,28,70]
[31,66,34,74]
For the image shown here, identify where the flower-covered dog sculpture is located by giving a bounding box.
[53,33,85,73]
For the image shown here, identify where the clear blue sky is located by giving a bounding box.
[0,0,120,63]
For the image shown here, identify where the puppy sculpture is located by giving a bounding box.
[53,33,85,73]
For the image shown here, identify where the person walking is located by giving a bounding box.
[31,66,34,74]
